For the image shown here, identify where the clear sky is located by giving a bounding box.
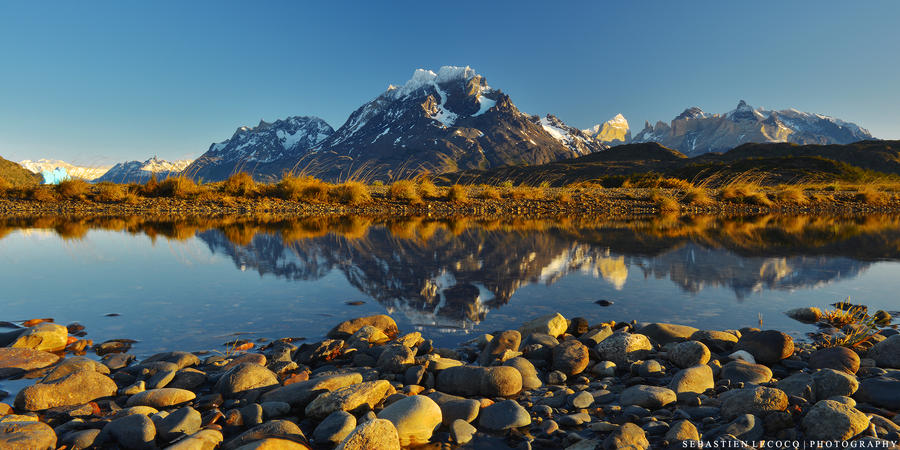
[1,1,898,166]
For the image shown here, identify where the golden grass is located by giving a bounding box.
[223,172,257,197]
[330,181,372,205]
[416,177,438,199]
[56,179,91,199]
[0,177,11,194]
[681,187,715,207]
[276,176,330,202]
[854,186,888,204]
[477,186,501,200]
[155,177,200,198]
[388,180,422,204]
[503,185,544,200]
[30,186,58,202]
[95,183,126,202]
[719,183,773,207]
[554,191,574,203]
[774,186,808,205]
[650,190,680,213]
[447,184,468,203]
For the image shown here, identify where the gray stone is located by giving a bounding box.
[595,332,652,366]
[305,380,394,419]
[668,341,711,368]
[552,340,590,376]
[690,330,739,353]
[15,370,117,411]
[604,422,649,450]
[328,315,399,339]
[376,395,442,447]
[259,372,362,408]
[168,368,207,390]
[802,399,870,441]
[711,414,763,441]
[868,335,900,369]
[478,399,531,431]
[334,418,400,450]
[61,429,100,450]
[503,357,541,390]
[669,365,714,395]
[809,346,860,375]
[812,368,858,399]
[620,385,676,409]
[126,388,196,408]
[214,363,278,397]
[222,420,305,450]
[313,410,357,445]
[0,421,57,450]
[450,419,476,445]
[439,398,480,425]
[261,401,291,419]
[720,387,788,420]
[734,330,794,365]
[376,344,415,373]
[570,390,594,409]
[664,420,699,444]
[854,377,900,410]
[239,403,263,426]
[436,365,522,397]
[785,307,822,323]
[100,413,156,450]
[477,330,521,366]
[636,323,699,345]
[720,359,772,385]
[156,406,201,442]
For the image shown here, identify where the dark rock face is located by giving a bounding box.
[808,347,860,374]
[734,330,794,365]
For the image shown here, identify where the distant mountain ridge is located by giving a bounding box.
[0,156,41,187]
[189,66,607,181]
[19,159,111,181]
[94,157,192,183]
[590,100,873,156]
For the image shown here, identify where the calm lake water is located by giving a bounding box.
[1,215,899,359]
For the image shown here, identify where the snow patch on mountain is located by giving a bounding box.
[19,159,111,181]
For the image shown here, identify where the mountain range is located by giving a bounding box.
[19,159,112,181]
[93,157,193,183]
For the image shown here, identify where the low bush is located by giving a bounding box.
[447,184,468,203]
[330,181,372,205]
[155,177,199,198]
[650,190,680,212]
[682,187,715,206]
[388,180,422,203]
[477,186,501,200]
[30,186,58,202]
[223,172,257,197]
[56,179,91,199]
[95,183,126,202]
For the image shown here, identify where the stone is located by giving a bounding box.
[637,323,699,345]
[712,414,763,441]
[720,387,788,420]
[503,357,541,390]
[559,411,591,426]
[156,406,201,442]
[305,380,394,419]
[127,388,196,408]
[261,401,290,419]
[809,346,860,374]
[8,323,68,352]
[450,419,476,445]
[169,368,208,390]
[61,428,101,450]
[802,399,870,441]
[477,330,521,365]
[376,344,415,373]
[479,399,531,430]
[720,359,772,385]
[776,373,815,400]
[43,357,109,382]
[665,420,699,443]
[581,325,614,346]
[404,365,425,386]
[165,429,223,450]
[728,350,756,364]
[570,390,594,409]
[0,421,57,450]
[436,365,522,397]
[439,399,480,425]
[377,395,442,446]
[348,325,390,348]
[568,317,590,335]
[221,353,266,372]
[812,368,858,399]
[0,348,59,378]
[232,438,309,449]
[734,330,794,365]
[260,372,362,408]
[14,370,117,411]
[148,369,177,389]
[854,377,900,410]
[619,385,676,409]
[668,341,711,368]
[595,332,652,365]
[552,340,590,376]
[547,370,567,385]
[121,380,146,396]
[222,420,305,450]
[690,330,739,353]
[335,418,401,450]
[868,335,900,369]
[142,351,200,369]
[328,315,399,339]
[314,410,356,445]
[785,307,822,323]
[603,422,649,450]
[214,363,279,397]
[519,313,568,338]
[592,361,617,377]
[669,365,714,395]
[100,413,156,450]
[102,353,135,371]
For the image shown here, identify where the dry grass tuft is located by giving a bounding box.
[854,186,888,204]
[447,184,468,203]
[30,186,58,202]
[774,186,808,205]
[719,183,773,207]
[682,187,715,207]
[0,177,11,194]
[416,177,439,199]
[555,191,574,203]
[56,179,91,199]
[330,181,372,205]
[388,180,422,204]
[95,183,126,202]
[276,176,330,202]
[477,186,501,200]
[156,177,200,198]
[650,190,680,212]
[223,172,257,197]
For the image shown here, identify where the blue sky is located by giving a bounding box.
[1,1,898,166]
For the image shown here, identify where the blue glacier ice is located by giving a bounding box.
[40,167,70,184]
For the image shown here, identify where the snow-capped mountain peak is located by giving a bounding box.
[18,159,111,181]
[94,156,192,183]
[537,115,607,156]
[584,113,631,144]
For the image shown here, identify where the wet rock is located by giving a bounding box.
[156,406,201,442]
[168,368,207,390]
[720,359,772,385]
[15,370,117,411]
[637,323,699,345]
[305,380,394,419]
[568,317,590,335]
[126,388,196,408]
[479,399,531,430]
[734,330,794,365]
[547,370,567,385]
[314,410,356,445]
[450,419,476,445]
[720,386,788,419]
[812,368,858,399]
[328,315,399,339]
[0,420,57,450]
[147,369,177,389]
[347,325,390,348]
[854,377,900,410]
[377,395,442,446]
[809,346,860,374]
[99,413,156,450]
[214,363,279,397]
[165,429,223,450]
[222,420,305,450]
[477,330,521,365]
[8,323,68,352]
[785,307,822,323]
[503,357,541,390]
[802,399,870,441]
[260,372,362,408]
[261,401,290,419]
[221,353,266,372]
[552,340,590,376]
[0,348,59,378]
[60,428,100,450]
[690,330,739,353]
[519,313,568,338]
[711,414,763,440]
[868,335,900,369]
[665,419,699,444]
[335,418,400,450]
[603,422,648,450]
[668,341,711,368]
[620,385,676,409]
[376,344,415,373]
[240,403,264,426]
[595,332,652,365]
[44,356,109,382]
[102,353,135,370]
[437,365,522,397]
[559,411,591,427]
[141,351,199,370]
[669,365,714,395]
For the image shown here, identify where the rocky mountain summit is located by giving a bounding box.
[584,113,631,144]
[94,157,193,183]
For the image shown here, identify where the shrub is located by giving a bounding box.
[388,180,421,203]
[719,183,772,207]
[555,191,574,203]
[650,191,680,212]
[682,187,714,206]
[500,180,514,188]
[156,177,199,198]
[775,186,807,204]
[372,180,384,187]
[95,183,126,202]
[140,176,160,196]
[56,179,91,199]
[276,176,331,202]
[477,186,501,200]
[223,172,257,197]
[30,186,58,202]
[447,184,468,203]
[417,177,438,199]
[504,186,544,200]
[854,186,887,204]
[330,181,372,205]
[0,177,11,195]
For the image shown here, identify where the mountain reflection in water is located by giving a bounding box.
[2,214,898,329]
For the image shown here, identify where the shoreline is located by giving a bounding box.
[1,307,898,449]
